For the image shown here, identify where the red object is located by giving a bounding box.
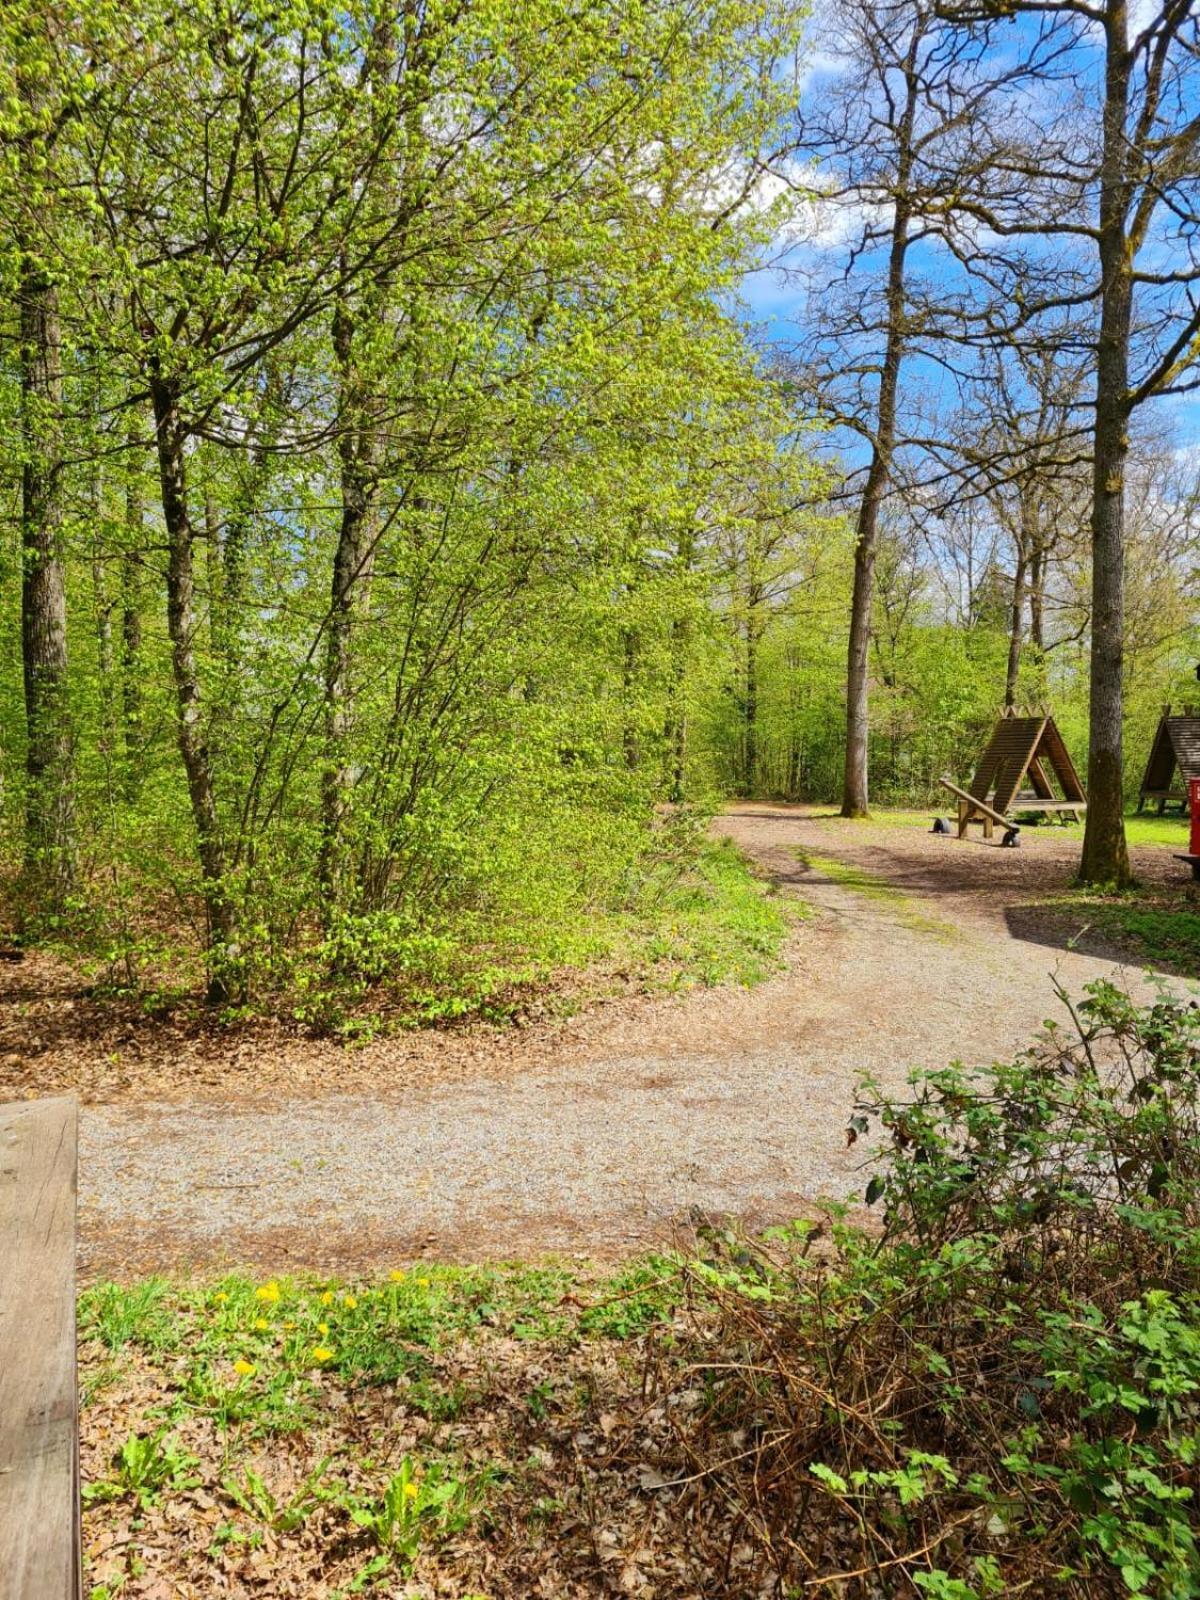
[1191,777,1200,858]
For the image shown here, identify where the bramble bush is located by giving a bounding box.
[645,983,1200,1598]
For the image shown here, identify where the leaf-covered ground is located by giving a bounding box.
[81,1262,716,1600]
[1,837,793,1107]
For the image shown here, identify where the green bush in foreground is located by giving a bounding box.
[68,812,791,1035]
[656,983,1200,1598]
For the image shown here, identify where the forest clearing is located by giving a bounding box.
[7,800,1198,1599]
[16,804,1193,1281]
[4,0,1200,1593]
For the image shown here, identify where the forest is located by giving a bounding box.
[6,4,1200,1599]
[3,0,1198,1017]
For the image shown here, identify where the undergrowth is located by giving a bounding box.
[79,986,1200,1597]
[291,820,793,1031]
[636,981,1200,1597]
[628,833,797,987]
[79,1260,682,1597]
[34,813,793,1037]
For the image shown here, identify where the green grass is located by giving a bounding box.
[824,805,1188,851]
[628,836,800,988]
[1041,896,1200,974]
[994,810,1187,850]
[795,848,957,942]
[78,1260,681,1416]
[1121,811,1193,849]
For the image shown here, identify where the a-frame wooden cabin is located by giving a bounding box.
[1137,706,1200,813]
[950,710,1087,838]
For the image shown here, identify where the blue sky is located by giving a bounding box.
[734,4,1200,455]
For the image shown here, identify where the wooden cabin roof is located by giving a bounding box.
[969,712,1086,816]
[1141,711,1200,793]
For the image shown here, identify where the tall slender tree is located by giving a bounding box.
[13,19,74,905]
[786,0,1039,816]
[942,0,1200,884]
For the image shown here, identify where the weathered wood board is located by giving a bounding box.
[0,1097,81,1600]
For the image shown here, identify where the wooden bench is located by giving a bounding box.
[1139,788,1188,814]
[1008,794,1086,823]
[0,1097,81,1599]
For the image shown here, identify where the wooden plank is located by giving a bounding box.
[940,774,1015,830]
[993,717,1047,815]
[1037,718,1087,803]
[1010,797,1089,812]
[1026,756,1056,801]
[0,1097,81,1600]
[1168,718,1200,782]
[1142,714,1178,795]
[970,719,1037,803]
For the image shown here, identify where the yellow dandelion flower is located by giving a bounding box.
[233,1359,255,1377]
[255,1281,281,1304]
[311,1345,334,1364]
[213,1291,229,1304]
[320,1290,334,1306]
[403,1482,419,1499]
[416,1276,431,1289]
[388,1270,407,1283]
[317,1322,330,1336]
[284,1319,296,1330]
[342,1293,358,1309]
[253,1318,270,1332]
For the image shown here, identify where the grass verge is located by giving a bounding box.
[625,834,800,988]
[834,806,1189,852]
[1041,892,1200,975]
[796,846,957,941]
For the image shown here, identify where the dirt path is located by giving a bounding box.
[71,806,1193,1279]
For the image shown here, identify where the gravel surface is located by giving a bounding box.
[77,806,1193,1278]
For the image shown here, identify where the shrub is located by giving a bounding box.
[642,983,1200,1598]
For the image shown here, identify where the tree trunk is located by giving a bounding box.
[319,15,406,909]
[841,47,918,818]
[1079,0,1132,887]
[149,368,234,998]
[18,248,73,905]
[90,441,115,754]
[786,738,801,801]
[217,369,278,677]
[744,602,761,797]
[664,525,695,804]
[665,627,689,803]
[621,626,640,771]
[1029,543,1045,652]
[319,286,381,908]
[203,492,223,656]
[1005,542,1028,709]
[121,429,144,791]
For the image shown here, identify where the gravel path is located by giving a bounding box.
[78,807,1190,1278]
